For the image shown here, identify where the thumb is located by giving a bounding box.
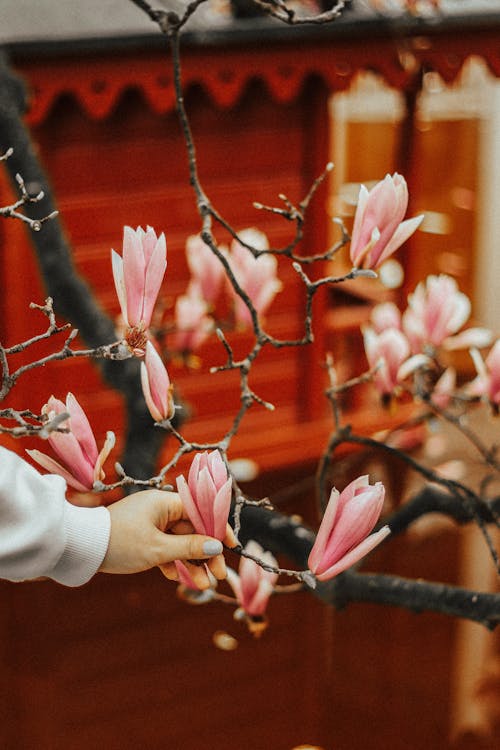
[155,532,223,564]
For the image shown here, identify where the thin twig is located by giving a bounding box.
[253,0,345,26]
[0,151,58,230]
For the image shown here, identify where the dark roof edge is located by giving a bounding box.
[3,12,500,61]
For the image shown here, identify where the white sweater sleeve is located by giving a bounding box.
[0,446,110,587]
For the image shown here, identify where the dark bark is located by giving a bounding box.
[386,485,500,535]
[329,570,500,630]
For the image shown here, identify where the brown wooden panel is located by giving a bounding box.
[405,118,478,303]
[0,565,329,750]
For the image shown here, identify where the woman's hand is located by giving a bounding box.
[99,488,236,589]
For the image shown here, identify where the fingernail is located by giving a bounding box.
[203,540,223,556]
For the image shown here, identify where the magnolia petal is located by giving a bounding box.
[111,250,128,325]
[234,297,253,327]
[362,326,378,368]
[486,339,500,363]
[142,226,160,264]
[466,375,487,398]
[315,525,391,581]
[444,291,471,338]
[47,429,95,488]
[207,450,229,491]
[307,488,340,574]
[66,392,99,465]
[375,214,424,267]
[43,395,66,417]
[364,327,410,392]
[392,173,409,214]
[212,477,233,541]
[122,226,146,327]
[432,367,457,408]
[226,567,243,602]
[174,292,213,351]
[238,541,277,615]
[338,475,369,509]
[402,309,426,354]
[140,361,164,422]
[444,327,493,351]
[187,453,203,497]
[344,484,385,536]
[142,232,167,328]
[197,451,210,474]
[258,551,279,586]
[186,234,204,275]
[186,235,224,304]
[195,467,218,537]
[175,560,203,590]
[239,555,261,599]
[230,240,280,325]
[176,475,205,535]
[243,540,266,559]
[374,358,392,395]
[242,542,278,586]
[246,578,275,617]
[353,226,380,270]
[470,347,487,379]
[252,278,282,316]
[381,328,411,364]
[365,175,400,224]
[435,366,456,393]
[143,342,171,420]
[371,302,402,333]
[236,227,269,252]
[397,353,430,381]
[26,449,91,492]
[349,184,370,263]
[94,431,115,483]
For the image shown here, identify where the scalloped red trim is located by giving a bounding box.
[17,30,500,126]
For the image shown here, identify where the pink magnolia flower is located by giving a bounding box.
[468,340,500,408]
[431,367,457,410]
[185,234,225,306]
[140,341,175,422]
[308,476,390,581]
[226,540,278,617]
[176,450,232,541]
[230,228,282,326]
[370,301,402,333]
[363,326,411,396]
[386,423,427,452]
[174,560,206,591]
[350,173,423,269]
[402,274,478,354]
[174,285,213,353]
[111,225,167,334]
[27,393,115,493]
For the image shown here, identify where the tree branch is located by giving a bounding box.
[238,502,500,629]
[329,570,500,630]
